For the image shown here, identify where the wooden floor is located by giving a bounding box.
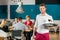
[0,32,59,40]
[49,32,59,40]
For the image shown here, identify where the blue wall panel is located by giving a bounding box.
[0,5,60,20]
[10,5,37,19]
[10,4,60,20]
[0,5,7,19]
[46,4,60,20]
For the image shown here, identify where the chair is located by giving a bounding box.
[11,30,24,40]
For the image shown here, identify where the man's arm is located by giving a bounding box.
[8,26,14,30]
[33,27,37,37]
[33,15,38,38]
[48,16,54,23]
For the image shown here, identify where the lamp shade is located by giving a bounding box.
[16,1,24,13]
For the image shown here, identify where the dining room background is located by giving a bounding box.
[0,0,60,20]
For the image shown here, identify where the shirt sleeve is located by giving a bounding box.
[34,15,38,28]
[12,24,18,30]
[49,16,54,23]
[23,24,28,30]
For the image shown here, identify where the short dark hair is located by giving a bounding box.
[15,17,18,18]
[18,17,22,20]
[40,3,46,7]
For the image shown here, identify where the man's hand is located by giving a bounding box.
[32,35,36,39]
[8,26,14,30]
[32,27,36,39]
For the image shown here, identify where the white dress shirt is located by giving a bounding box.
[34,13,53,34]
[13,22,28,31]
[12,21,18,25]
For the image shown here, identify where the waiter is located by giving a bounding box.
[33,3,53,40]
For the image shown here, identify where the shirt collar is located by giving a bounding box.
[40,12,48,16]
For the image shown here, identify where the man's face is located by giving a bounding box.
[40,6,46,14]
[15,18,18,21]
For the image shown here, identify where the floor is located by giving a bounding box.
[49,32,59,40]
[0,32,59,40]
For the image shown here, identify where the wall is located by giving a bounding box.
[10,4,60,20]
[0,0,60,20]
[0,5,7,19]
